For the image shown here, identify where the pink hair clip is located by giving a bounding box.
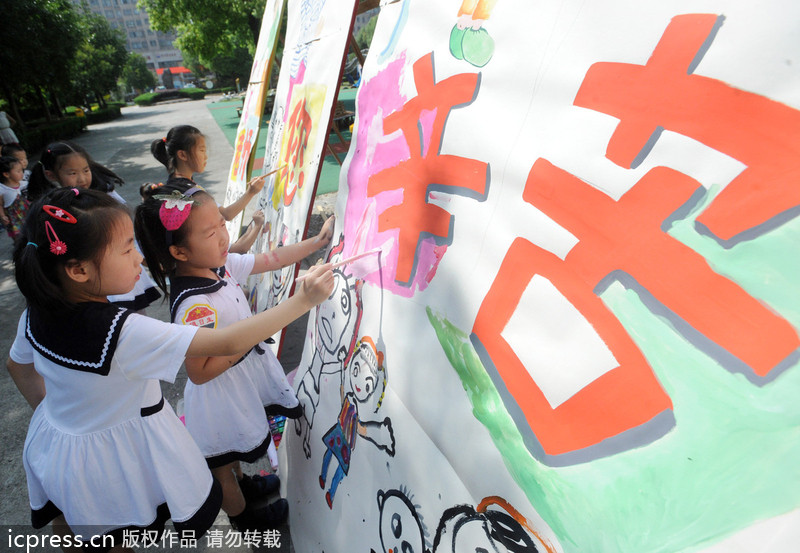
[72,188,80,195]
[45,221,67,255]
[43,204,78,224]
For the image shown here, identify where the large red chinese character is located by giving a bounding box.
[231,128,255,183]
[473,235,674,460]
[367,53,489,285]
[575,13,800,242]
[474,159,799,461]
[282,96,314,206]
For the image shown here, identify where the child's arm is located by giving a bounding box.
[218,175,266,221]
[0,205,9,226]
[185,351,251,385]
[184,263,334,384]
[6,358,45,409]
[228,210,264,255]
[250,216,334,274]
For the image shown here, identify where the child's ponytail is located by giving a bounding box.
[13,213,64,313]
[90,162,125,193]
[25,162,58,203]
[150,137,170,170]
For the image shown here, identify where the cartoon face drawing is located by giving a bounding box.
[349,339,379,403]
[378,490,553,553]
[377,489,428,553]
[435,503,548,553]
[315,266,355,355]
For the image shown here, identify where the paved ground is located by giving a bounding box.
[0,97,337,552]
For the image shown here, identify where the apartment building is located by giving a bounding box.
[72,0,184,73]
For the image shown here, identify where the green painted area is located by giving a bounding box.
[205,86,358,196]
[426,204,800,553]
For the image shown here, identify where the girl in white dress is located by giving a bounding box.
[8,187,333,551]
[135,181,333,532]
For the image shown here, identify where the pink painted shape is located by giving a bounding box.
[343,52,443,297]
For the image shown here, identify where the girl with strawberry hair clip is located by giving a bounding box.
[135,181,334,532]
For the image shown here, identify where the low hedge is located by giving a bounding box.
[133,92,160,106]
[18,117,87,152]
[207,87,235,95]
[133,88,206,106]
[84,105,122,124]
[179,87,206,100]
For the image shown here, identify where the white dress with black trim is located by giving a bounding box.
[170,253,300,468]
[9,303,222,544]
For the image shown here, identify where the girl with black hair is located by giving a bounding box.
[27,141,160,311]
[1,143,31,188]
[0,155,29,239]
[135,180,334,532]
[26,141,124,203]
[7,187,333,551]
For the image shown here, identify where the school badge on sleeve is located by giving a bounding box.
[182,304,218,328]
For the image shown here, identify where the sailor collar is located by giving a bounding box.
[26,302,133,375]
[169,266,227,323]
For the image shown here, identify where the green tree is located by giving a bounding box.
[208,47,255,88]
[120,53,157,93]
[71,11,128,109]
[141,0,266,65]
[0,0,82,126]
[356,14,378,51]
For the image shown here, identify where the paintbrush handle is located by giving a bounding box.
[263,164,288,177]
[295,248,381,282]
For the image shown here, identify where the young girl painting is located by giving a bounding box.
[136,181,333,531]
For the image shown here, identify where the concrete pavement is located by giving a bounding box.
[0,97,327,551]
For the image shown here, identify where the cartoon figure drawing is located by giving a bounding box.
[319,336,394,508]
[377,489,555,553]
[449,0,499,67]
[295,236,363,457]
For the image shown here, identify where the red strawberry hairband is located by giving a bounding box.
[153,186,203,245]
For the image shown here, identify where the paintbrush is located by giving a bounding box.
[295,248,382,282]
[262,164,288,177]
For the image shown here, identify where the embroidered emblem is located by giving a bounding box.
[182,304,217,328]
